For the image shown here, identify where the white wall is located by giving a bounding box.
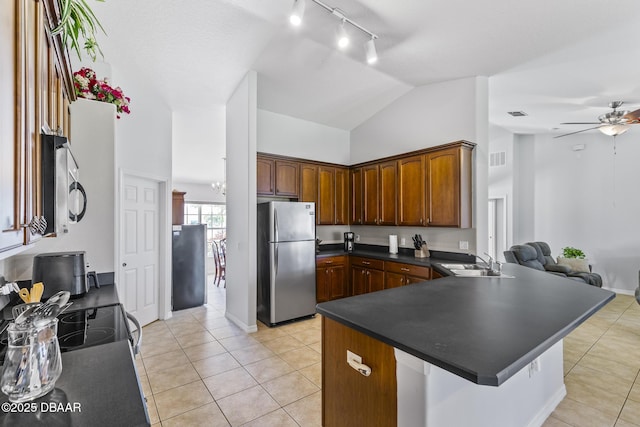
[172,182,225,204]
[527,132,640,292]
[512,134,536,244]
[225,71,258,332]
[172,107,226,185]
[257,109,350,164]
[488,124,516,256]
[351,77,489,255]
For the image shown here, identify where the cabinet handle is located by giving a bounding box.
[325,261,333,264]
[374,218,378,224]
[427,217,431,224]
[347,358,372,377]
[362,261,370,265]
[420,218,423,224]
[400,268,410,272]
[400,278,404,284]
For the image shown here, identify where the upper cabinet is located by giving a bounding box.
[426,144,473,228]
[1,0,74,255]
[256,155,299,197]
[258,141,474,229]
[397,155,425,226]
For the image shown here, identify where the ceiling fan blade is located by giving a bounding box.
[554,126,602,139]
[560,122,601,125]
[623,108,640,121]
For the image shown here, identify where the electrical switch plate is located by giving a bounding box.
[347,350,362,365]
[400,237,406,246]
[355,235,360,242]
[459,241,469,250]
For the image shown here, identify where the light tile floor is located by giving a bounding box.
[137,277,640,426]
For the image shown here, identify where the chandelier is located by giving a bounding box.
[211,158,226,195]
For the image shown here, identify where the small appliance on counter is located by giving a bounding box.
[32,251,99,299]
[344,232,355,252]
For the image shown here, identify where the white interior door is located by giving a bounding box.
[121,175,160,326]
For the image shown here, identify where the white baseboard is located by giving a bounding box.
[603,287,635,296]
[527,384,567,427]
[225,311,258,333]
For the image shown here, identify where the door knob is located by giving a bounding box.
[122,263,127,267]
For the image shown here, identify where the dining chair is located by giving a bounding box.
[212,240,224,287]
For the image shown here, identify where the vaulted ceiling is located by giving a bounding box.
[89,0,640,181]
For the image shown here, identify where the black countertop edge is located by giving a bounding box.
[316,245,475,267]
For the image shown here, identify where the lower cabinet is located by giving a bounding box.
[351,257,384,296]
[322,317,397,426]
[316,255,348,303]
[385,261,431,288]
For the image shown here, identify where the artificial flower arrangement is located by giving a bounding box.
[73,67,131,118]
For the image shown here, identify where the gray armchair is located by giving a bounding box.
[527,242,602,287]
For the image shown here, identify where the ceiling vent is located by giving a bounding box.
[490,151,506,167]
[507,111,527,117]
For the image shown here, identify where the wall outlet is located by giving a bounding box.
[355,235,360,242]
[400,237,406,246]
[459,241,469,250]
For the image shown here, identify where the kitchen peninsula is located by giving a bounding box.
[317,262,615,427]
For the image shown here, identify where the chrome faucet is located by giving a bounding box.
[476,253,501,274]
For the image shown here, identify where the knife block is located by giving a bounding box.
[414,244,430,258]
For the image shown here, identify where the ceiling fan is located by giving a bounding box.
[554,101,640,138]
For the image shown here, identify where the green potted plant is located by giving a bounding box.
[51,0,106,61]
[557,246,590,272]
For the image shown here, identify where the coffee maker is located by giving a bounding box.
[344,232,355,252]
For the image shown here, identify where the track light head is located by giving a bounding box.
[365,38,378,64]
[337,19,349,49]
[289,0,306,26]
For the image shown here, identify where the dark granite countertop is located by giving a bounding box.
[0,340,149,427]
[316,262,615,386]
[316,244,475,268]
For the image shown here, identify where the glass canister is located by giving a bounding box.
[0,317,62,402]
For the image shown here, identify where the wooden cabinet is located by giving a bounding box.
[316,255,348,303]
[351,256,384,295]
[385,261,431,288]
[322,317,397,427]
[256,156,275,195]
[379,161,397,225]
[362,165,379,225]
[431,269,445,280]
[1,0,74,254]
[350,167,363,225]
[172,191,186,225]
[256,155,299,197]
[397,155,425,226]
[334,167,349,225]
[317,166,335,225]
[426,145,473,228]
[299,163,318,205]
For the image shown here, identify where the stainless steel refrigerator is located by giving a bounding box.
[257,201,316,326]
[172,224,206,311]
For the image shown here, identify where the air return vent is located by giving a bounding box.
[490,151,506,167]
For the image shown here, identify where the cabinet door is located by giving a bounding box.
[322,317,397,427]
[367,269,385,293]
[274,160,298,197]
[385,272,405,289]
[299,163,318,204]
[351,266,367,296]
[398,155,426,226]
[378,161,397,225]
[0,0,24,252]
[329,265,347,300]
[426,147,461,227]
[431,269,445,279]
[362,165,379,225]
[171,191,186,225]
[350,168,363,225]
[316,267,329,303]
[317,166,335,225]
[334,167,349,225]
[406,274,430,285]
[256,157,275,195]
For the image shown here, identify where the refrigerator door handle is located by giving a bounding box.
[274,243,278,276]
[274,209,279,242]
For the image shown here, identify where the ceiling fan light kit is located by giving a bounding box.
[555,101,640,139]
[289,0,379,65]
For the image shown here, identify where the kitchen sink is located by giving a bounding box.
[437,263,514,279]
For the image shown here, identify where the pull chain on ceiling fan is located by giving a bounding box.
[554,101,640,138]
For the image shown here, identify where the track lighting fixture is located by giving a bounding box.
[289,0,306,26]
[365,37,377,64]
[288,0,379,64]
[336,19,349,49]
